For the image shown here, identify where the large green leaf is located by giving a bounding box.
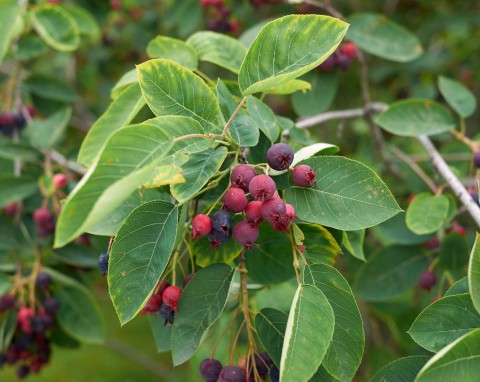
[149,315,172,352]
[31,5,80,51]
[468,234,480,314]
[405,193,450,235]
[414,328,480,381]
[247,96,280,143]
[0,176,37,207]
[292,72,338,117]
[108,200,178,325]
[285,156,401,230]
[239,15,349,95]
[146,35,198,70]
[255,308,289,367]
[376,99,454,137]
[408,293,480,352]
[346,13,423,62]
[78,83,146,167]
[438,76,477,118]
[171,147,228,203]
[0,0,19,64]
[354,245,428,301]
[171,263,235,365]
[370,356,430,382]
[186,31,246,74]
[55,124,174,247]
[25,106,72,149]
[280,284,335,382]
[137,59,221,133]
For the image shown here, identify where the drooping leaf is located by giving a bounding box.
[347,12,423,62]
[186,31,246,74]
[342,230,366,261]
[408,293,480,352]
[246,96,280,142]
[146,35,198,70]
[439,232,469,270]
[292,72,338,117]
[239,15,349,95]
[0,141,39,163]
[285,156,401,230]
[108,200,178,325]
[149,314,173,352]
[25,106,72,149]
[354,245,428,301]
[376,99,454,137]
[0,176,38,207]
[172,263,235,365]
[438,76,476,118]
[405,193,450,235]
[370,356,430,382]
[0,0,19,64]
[303,264,365,381]
[137,59,221,133]
[468,234,480,314]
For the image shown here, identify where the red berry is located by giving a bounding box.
[267,143,294,170]
[53,173,68,189]
[249,175,276,201]
[162,286,182,312]
[419,271,436,291]
[230,164,256,192]
[292,165,316,187]
[33,208,52,225]
[17,307,35,333]
[473,151,480,168]
[4,202,18,216]
[260,197,286,222]
[140,294,162,316]
[110,0,121,9]
[341,42,357,59]
[229,20,240,33]
[233,221,259,249]
[223,187,248,213]
[245,201,263,225]
[192,214,213,239]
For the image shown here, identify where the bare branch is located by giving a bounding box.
[49,150,85,174]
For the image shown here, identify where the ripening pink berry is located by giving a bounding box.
[260,197,286,222]
[223,187,248,213]
[162,286,182,312]
[192,214,212,239]
[245,201,263,225]
[233,221,259,249]
[249,175,276,201]
[4,202,18,216]
[341,42,358,59]
[230,164,256,192]
[33,208,52,225]
[292,165,316,187]
[53,173,68,189]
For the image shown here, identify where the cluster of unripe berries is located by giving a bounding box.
[0,273,59,378]
[317,42,358,72]
[0,106,35,136]
[200,0,239,34]
[192,143,316,249]
[200,351,278,382]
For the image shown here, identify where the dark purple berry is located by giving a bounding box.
[223,187,248,213]
[219,365,246,382]
[230,164,256,192]
[208,229,231,249]
[97,252,109,276]
[16,365,30,379]
[159,303,175,325]
[318,55,336,72]
[473,151,480,168]
[233,221,259,249]
[35,272,52,290]
[254,352,272,378]
[419,270,436,291]
[44,298,59,315]
[0,294,16,312]
[245,201,263,225]
[335,53,351,70]
[292,165,316,187]
[192,214,213,239]
[267,143,294,170]
[13,333,34,351]
[183,273,196,288]
[269,365,279,382]
[212,210,232,234]
[260,197,286,223]
[200,358,223,382]
[249,175,276,201]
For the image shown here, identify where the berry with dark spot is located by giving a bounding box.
[212,210,232,234]
[53,173,68,189]
[33,208,52,225]
[208,229,231,249]
[267,143,294,170]
[97,252,109,276]
[183,273,196,288]
[43,298,59,315]
[341,42,357,59]
[230,164,256,192]
[0,294,16,312]
[260,197,286,223]
[223,187,248,213]
[35,272,52,290]
[218,365,246,382]
[419,271,436,291]
[159,303,175,325]
[292,165,316,187]
[162,286,182,312]
[233,221,259,249]
[200,358,223,382]
[192,214,213,239]
[245,201,263,225]
[249,175,276,201]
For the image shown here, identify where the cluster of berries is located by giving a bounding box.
[200,0,239,34]
[250,0,280,6]
[317,42,358,72]
[0,273,59,379]
[0,107,35,136]
[192,143,316,249]
[200,352,278,382]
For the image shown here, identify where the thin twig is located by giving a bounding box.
[49,150,85,174]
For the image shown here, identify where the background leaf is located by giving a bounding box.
[468,234,480,314]
[255,308,288,367]
[292,72,338,117]
[25,106,72,149]
[146,35,198,70]
[0,176,37,207]
[438,76,476,118]
[439,232,469,270]
[0,0,19,64]
[342,230,366,261]
[405,193,450,235]
[149,315,172,353]
[370,356,430,382]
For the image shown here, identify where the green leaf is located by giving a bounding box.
[26,74,77,102]
[292,72,338,117]
[15,35,47,61]
[354,245,428,301]
[146,35,198,70]
[0,310,17,352]
[346,13,423,62]
[342,230,366,261]
[406,193,449,235]
[110,69,138,99]
[193,233,242,268]
[0,176,37,207]
[439,232,469,270]
[296,223,340,266]
[54,244,98,268]
[285,156,401,231]
[438,76,477,118]
[216,81,259,147]
[371,356,430,382]
[31,5,80,52]
[469,234,480,314]
[239,15,349,95]
[376,99,454,137]
[267,79,311,95]
[280,284,335,382]
[55,124,174,247]
[137,59,221,133]
[414,328,480,381]
[108,200,178,325]
[62,4,100,40]
[172,263,235,365]
[408,293,480,352]
[171,147,228,204]
[246,96,280,142]
[303,264,365,382]
[445,277,469,297]
[54,283,105,344]
[25,106,72,149]
[78,83,145,167]
[149,314,172,352]
[373,213,434,246]
[186,31,246,74]
[256,308,288,366]
[0,0,19,64]
[0,216,23,250]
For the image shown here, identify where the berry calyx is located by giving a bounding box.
[292,165,316,187]
[419,270,436,291]
[233,221,259,249]
[223,187,248,213]
[245,201,263,225]
[162,286,182,312]
[341,42,357,59]
[267,143,294,170]
[212,210,232,234]
[230,164,256,192]
[218,365,246,382]
[192,214,213,239]
[33,208,52,225]
[200,358,223,382]
[208,229,231,249]
[249,175,276,201]
[260,197,286,223]
[97,252,109,276]
[53,173,68,189]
